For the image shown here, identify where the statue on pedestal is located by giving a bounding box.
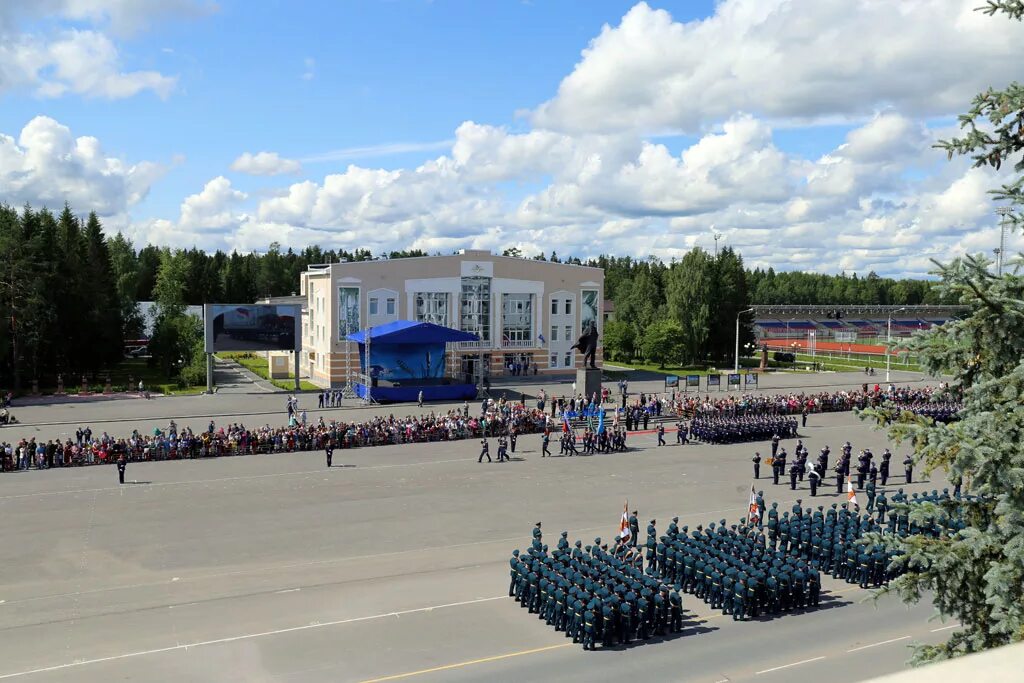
[571,321,600,369]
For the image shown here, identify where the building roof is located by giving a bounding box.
[346,320,479,345]
[304,250,603,273]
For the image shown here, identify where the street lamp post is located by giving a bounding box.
[886,306,907,383]
[995,206,1013,276]
[735,307,754,372]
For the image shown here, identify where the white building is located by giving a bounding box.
[299,250,604,388]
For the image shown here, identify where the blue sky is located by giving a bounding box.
[1,1,1021,276]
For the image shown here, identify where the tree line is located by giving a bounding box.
[1,202,948,389]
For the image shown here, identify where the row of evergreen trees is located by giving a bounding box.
[0,201,946,389]
[0,205,124,391]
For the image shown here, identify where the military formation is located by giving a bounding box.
[508,488,973,650]
[759,439,920,496]
[689,415,798,444]
[892,400,962,424]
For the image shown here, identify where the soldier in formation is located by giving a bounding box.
[689,415,797,445]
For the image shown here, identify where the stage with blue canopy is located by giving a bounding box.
[346,320,479,402]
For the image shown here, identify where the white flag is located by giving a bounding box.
[747,484,761,525]
[847,479,859,508]
[618,501,632,541]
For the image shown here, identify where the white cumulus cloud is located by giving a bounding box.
[230,151,302,176]
[0,115,166,214]
[534,0,1024,134]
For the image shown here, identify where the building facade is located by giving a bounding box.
[299,250,604,388]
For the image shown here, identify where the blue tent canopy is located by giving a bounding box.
[346,320,479,345]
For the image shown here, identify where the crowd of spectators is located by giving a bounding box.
[1,397,550,471]
[0,384,958,473]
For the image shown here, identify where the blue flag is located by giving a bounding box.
[597,408,605,434]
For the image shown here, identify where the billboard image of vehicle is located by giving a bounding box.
[204,304,301,353]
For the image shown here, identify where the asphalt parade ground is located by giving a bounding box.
[0,377,956,683]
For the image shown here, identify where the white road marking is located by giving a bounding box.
[755,656,826,675]
[846,635,910,652]
[0,595,507,680]
[930,623,960,632]
[275,588,301,594]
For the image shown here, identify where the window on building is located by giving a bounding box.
[460,276,491,342]
[551,299,558,315]
[563,352,572,367]
[550,326,558,343]
[564,299,572,315]
[369,298,379,315]
[550,353,558,368]
[386,298,396,316]
[565,326,572,342]
[501,293,533,345]
[415,292,450,327]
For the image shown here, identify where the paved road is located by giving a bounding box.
[0,407,955,682]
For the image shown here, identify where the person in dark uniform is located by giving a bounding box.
[116,453,127,484]
[789,461,799,490]
[801,408,808,428]
[752,451,761,479]
[880,450,891,486]
[903,454,913,483]
[657,423,666,446]
[325,439,334,467]
[509,428,518,453]
[808,461,819,496]
[677,419,688,444]
[628,511,639,547]
[478,438,491,463]
[541,432,551,457]
[771,433,780,458]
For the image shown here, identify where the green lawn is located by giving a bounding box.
[217,352,319,391]
[16,357,205,396]
[792,351,922,373]
[604,358,766,376]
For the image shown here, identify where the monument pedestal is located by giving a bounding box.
[576,367,602,402]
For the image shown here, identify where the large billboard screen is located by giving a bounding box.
[204,304,301,353]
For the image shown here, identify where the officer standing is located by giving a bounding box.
[771,433,780,458]
[657,423,666,446]
[903,454,913,483]
[752,451,761,479]
[325,438,334,467]
[629,511,639,547]
[479,437,492,463]
[541,432,551,457]
[808,461,819,496]
[880,450,891,486]
[116,453,127,484]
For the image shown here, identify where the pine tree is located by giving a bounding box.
[861,1,1023,664]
